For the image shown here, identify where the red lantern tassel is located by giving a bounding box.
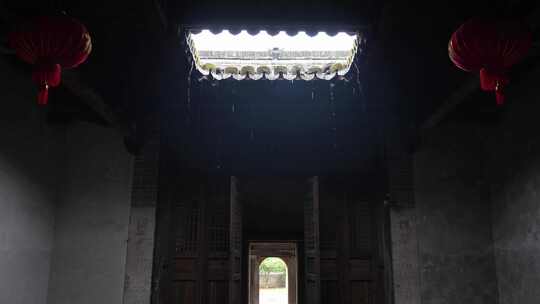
[32,63,61,106]
[37,83,49,106]
[480,68,509,106]
[495,82,505,106]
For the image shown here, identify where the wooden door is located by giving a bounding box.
[229,176,242,304]
[172,179,200,304]
[304,176,321,304]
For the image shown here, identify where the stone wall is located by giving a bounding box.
[413,65,540,304]
[0,55,62,304]
[0,55,134,304]
[486,65,540,304]
[414,123,498,304]
[46,123,133,304]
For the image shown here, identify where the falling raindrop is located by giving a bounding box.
[210,75,218,87]
[311,79,317,101]
[329,82,338,151]
[215,88,223,170]
[329,83,335,103]
[187,59,194,111]
[232,104,235,113]
[353,62,366,112]
[250,129,254,141]
[216,138,223,170]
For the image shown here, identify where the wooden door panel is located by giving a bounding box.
[304,176,321,304]
[208,281,229,304]
[229,176,242,304]
[174,281,197,304]
[351,281,370,304]
[321,280,339,304]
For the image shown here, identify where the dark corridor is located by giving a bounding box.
[155,176,389,304]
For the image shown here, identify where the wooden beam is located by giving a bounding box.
[420,76,478,131]
[152,0,169,30]
[62,70,120,127]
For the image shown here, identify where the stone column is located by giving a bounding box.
[122,130,160,304]
[387,143,421,304]
[389,207,421,304]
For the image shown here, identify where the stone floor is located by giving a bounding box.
[260,288,288,304]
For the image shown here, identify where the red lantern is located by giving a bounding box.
[9,15,92,105]
[449,18,531,105]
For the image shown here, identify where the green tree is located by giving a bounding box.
[259,257,287,288]
[259,257,286,274]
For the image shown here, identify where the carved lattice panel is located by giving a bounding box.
[304,184,316,251]
[208,197,229,257]
[349,201,372,257]
[319,197,338,254]
[229,176,242,304]
[175,200,199,257]
[321,280,339,304]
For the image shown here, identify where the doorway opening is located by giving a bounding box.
[249,242,297,304]
[259,257,288,304]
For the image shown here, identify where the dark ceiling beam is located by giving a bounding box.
[0,2,17,22]
[152,0,168,31]
[526,5,540,30]
[0,1,16,53]
[420,77,478,130]
[61,70,120,127]
[420,3,540,132]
